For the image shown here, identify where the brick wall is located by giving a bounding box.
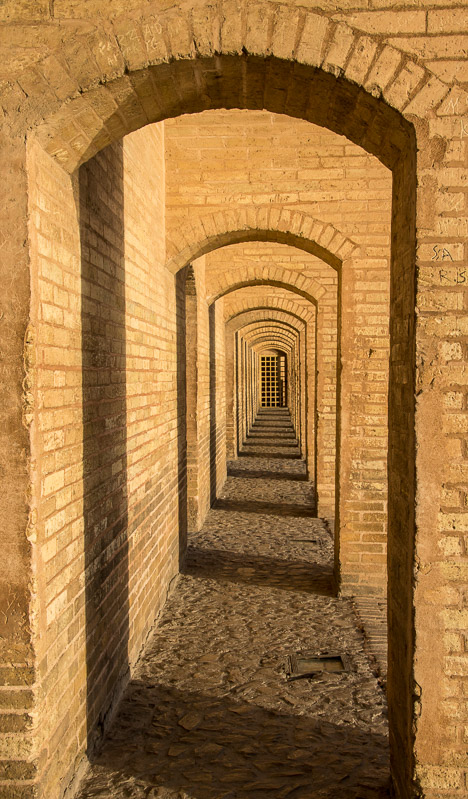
[211,298,227,498]
[165,113,392,590]
[192,258,211,526]
[27,126,184,798]
[1,2,466,796]
[184,263,199,532]
[185,257,227,531]
[165,110,391,265]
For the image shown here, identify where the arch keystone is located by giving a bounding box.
[191,4,219,56]
[245,2,273,55]
[296,12,330,67]
[271,6,302,61]
[220,0,243,54]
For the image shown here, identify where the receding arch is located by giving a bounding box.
[244,330,297,348]
[221,281,327,501]
[234,321,300,451]
[239,318,299,335]
[224,296,313,490]
[241,321,298,342]
[248,335,295,350]
[212,278,319,308]
[166,211,357,274]
[226,306,310,328]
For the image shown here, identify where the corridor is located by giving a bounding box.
[77,411,389,799]
[3,8,466,794]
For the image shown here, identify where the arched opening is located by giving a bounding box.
[223,307,309,474]
[213,280,319,511]
[23,37,422,799]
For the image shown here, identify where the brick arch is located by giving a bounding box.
[236,322,300,374]
[214,278,318,307]
[248,337,295,355]
[244,328,297,348]
[250,339,294,353]
[225,306,307,331]
[25,40,421,744]
[238,320,301,351]
[26,40,424,791]
[241,319,299,337]
[225,300,314,456]
[234,321,302,448]
[224,311,306,462]
[233,318,302,346]
[256,345,292,357]
[222,286,324,501]
[28,1,455,175]
[233,313,305,339]
[226,307,309,329]
[166,210,357,274]
[225,302,314,327]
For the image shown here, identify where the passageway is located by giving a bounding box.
[77,411,389,799]
[1,6,465,793]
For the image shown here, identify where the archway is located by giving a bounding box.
[224,307,308,469]
[238,323,299,448]
[212,280,320,511]
[9,13,445,793]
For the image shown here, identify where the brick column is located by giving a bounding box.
[336,253,389,598]
[185,266,199,532]
[0,135,37,795]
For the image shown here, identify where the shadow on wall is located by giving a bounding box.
[80,142,190,757]
[80,141,130,755]
[209,303,217,505]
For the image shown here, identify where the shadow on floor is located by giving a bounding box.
[184,546,334,596]
[85,682,391,799]
[246,433,295,438]
[227,467,308,482]
[242,441,298,450]
[247,431,296,437]
[213,498,316,518]
[238,451,302,460]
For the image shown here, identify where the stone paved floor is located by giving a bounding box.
[77,409,390,799]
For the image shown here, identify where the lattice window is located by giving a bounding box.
[261,355,284,407]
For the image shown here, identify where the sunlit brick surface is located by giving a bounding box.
[0,2,467,797]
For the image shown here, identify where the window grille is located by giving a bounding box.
[261,355,286,407]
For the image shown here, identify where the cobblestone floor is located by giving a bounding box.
[77,410,390,799]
